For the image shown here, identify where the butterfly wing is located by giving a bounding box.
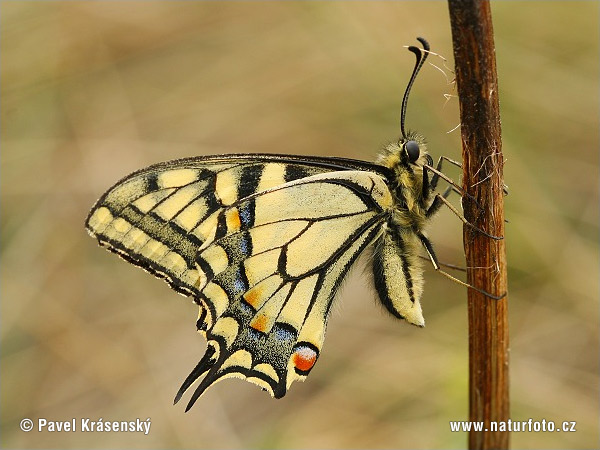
[86,155,394,407]
[86,154,388,296]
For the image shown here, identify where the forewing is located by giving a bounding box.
[85,156,342,297]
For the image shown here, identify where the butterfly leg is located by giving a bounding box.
[424,185,453,217]
[429,155,509,195]
[417,232,506,300]
[426,193,503,240]
[423,163,482,210]
[428,155,462,191]
[418,255,466,272]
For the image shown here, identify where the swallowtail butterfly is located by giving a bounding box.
[86,38,492,411]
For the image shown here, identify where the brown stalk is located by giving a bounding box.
[447,1,510,449]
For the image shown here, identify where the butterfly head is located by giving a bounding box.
[377,133,430,171]
[400,133,432,167]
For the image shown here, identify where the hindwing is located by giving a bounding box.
[86,154,395,407]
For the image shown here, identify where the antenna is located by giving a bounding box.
[400,37,430,140]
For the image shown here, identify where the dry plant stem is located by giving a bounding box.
[447,1,510,449]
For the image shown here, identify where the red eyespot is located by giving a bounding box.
[292,344,319,374]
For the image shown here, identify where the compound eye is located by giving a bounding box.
[405,140,420,163]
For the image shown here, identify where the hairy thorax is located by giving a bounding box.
[377,140,431,231]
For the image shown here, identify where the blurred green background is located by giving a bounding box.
[1,1,598,449]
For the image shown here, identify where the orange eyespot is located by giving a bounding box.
[292,344,319,374]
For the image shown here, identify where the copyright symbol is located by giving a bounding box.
[20,418,34,432]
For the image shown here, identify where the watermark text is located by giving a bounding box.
[20,417,151,435]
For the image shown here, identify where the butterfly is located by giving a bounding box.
[85,38,498,411]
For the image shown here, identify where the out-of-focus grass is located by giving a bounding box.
[1,2,598,449]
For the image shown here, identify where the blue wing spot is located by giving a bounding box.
[273,323,297,342]
[238,200,254,229]
[239,233,251,257]
[233,268,248,296]
[240,300,255,314]
[247,327,264,339]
